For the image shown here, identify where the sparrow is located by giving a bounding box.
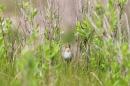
[62,46,72,62]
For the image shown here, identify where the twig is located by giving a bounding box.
[90,72,103,86]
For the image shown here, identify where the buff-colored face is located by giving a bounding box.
[65,48,71,53]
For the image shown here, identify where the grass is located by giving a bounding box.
[0,0,130,86]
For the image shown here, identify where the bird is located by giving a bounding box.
[62,45,72,62]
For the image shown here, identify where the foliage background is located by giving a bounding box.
[0,0,130,86]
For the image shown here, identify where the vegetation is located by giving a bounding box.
[0,0,130,86]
